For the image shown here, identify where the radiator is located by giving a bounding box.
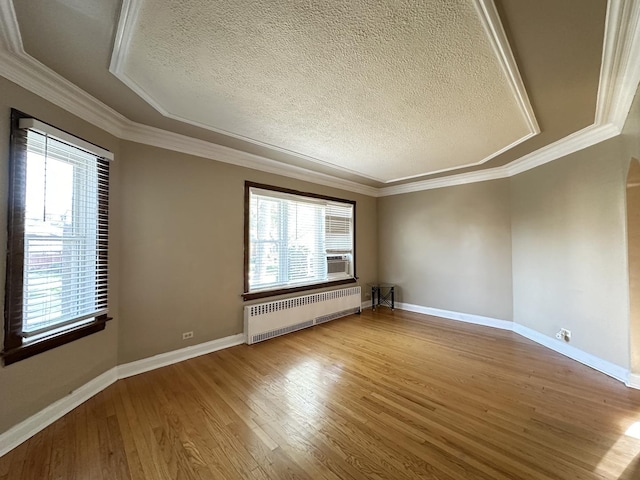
[244,286,361,344]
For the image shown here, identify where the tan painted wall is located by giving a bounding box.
[0,72,638,439]
[510,85,640,370]
[0,78,121,433]
[377,180,513,321]
[627,172,640,372]
[510,136,630,367]
[624,88,640,373]
[0,75,377,434]
[117,141,378,363]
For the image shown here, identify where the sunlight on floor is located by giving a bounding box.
[284,359,325,424]
[625,422,640,440]
[594,421,640,478]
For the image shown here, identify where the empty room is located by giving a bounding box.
[2,0,640,478]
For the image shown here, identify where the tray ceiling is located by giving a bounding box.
[110,0,538,183]
[5,0,624,192]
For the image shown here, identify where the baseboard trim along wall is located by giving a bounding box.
[118,333,245,379]
[0,368,119,457]
[627,373,640,389]
[2,307,637,457]
[397,302,632,386]
[397,302,513,331]
[0,332,246,457]
[512,323,629,384]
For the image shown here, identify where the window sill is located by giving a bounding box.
[242,277,357,301]
[2,315,111,366]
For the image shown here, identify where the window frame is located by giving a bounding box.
[243,181,356,301]
[2,109,111,366]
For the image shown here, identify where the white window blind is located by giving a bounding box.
[326,203,353,253]
[20,129,109,337]
[248,187,354,292]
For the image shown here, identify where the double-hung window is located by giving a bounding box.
[2,110,112,365]
[244,182,355,300]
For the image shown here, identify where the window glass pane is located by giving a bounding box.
[248,186,354,293]
[285,201,325,284]
[21,131,104,335]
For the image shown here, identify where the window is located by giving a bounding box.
[243,182,356,300]
[2,110,112,365]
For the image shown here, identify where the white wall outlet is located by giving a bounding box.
[556,328,571,342]
[182,331,194,340]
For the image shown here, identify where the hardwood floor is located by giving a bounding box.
[2,309,640,479]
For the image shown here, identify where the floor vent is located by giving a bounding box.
[244,286,361,344]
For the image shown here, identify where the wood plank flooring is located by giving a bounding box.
[2,308,640,479]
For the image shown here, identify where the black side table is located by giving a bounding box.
[368,283,395,310]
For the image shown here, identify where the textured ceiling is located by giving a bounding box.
[9,0,607,188]
[112,0,536,183]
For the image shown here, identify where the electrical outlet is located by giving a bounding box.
[556,328,571,342]
[182,331,194,340]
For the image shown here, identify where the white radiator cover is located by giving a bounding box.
[244,286,361,344]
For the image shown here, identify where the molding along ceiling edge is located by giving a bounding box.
[109,0,540,183]
[0,3,378,197]
[1,0,639,198]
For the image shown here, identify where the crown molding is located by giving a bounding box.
[0,2,127,139]
[596,0,640,129]
[110,0,539,184]
[121,122,380,196]
[379,165,510,197]
[473,0,540,136]
[1,0,640,198]
[374,129,538,184]
[0,0,21,53]
[0,2,378,197]
[379,0,640,197]
[378,123,621,197]
[506,123,621,176]
[109,0,393,184]
[0,50,126,140]
[109,0,141,76]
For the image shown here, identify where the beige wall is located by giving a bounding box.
[0,78,121,433]
[0,75,377,434]
[627,169,640,372]
[510,86,640,370]
[1,71,639,439]
[377,180,513,321]
[510,137,630,367]
[625,88,640,373]
[117,141,378,363]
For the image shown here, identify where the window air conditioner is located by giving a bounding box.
[327,255,350,278]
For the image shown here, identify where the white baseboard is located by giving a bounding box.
[397,302,513,331]
[118,333,245,379]
[396,303,631,386]
[513,324,629,383]
[626,373,640,389]
[1,313,636,458]
[0,367,118,457]
[0,332,245,457]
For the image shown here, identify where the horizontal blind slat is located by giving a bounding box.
[20,129,109,333]
[248,187,353,292]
